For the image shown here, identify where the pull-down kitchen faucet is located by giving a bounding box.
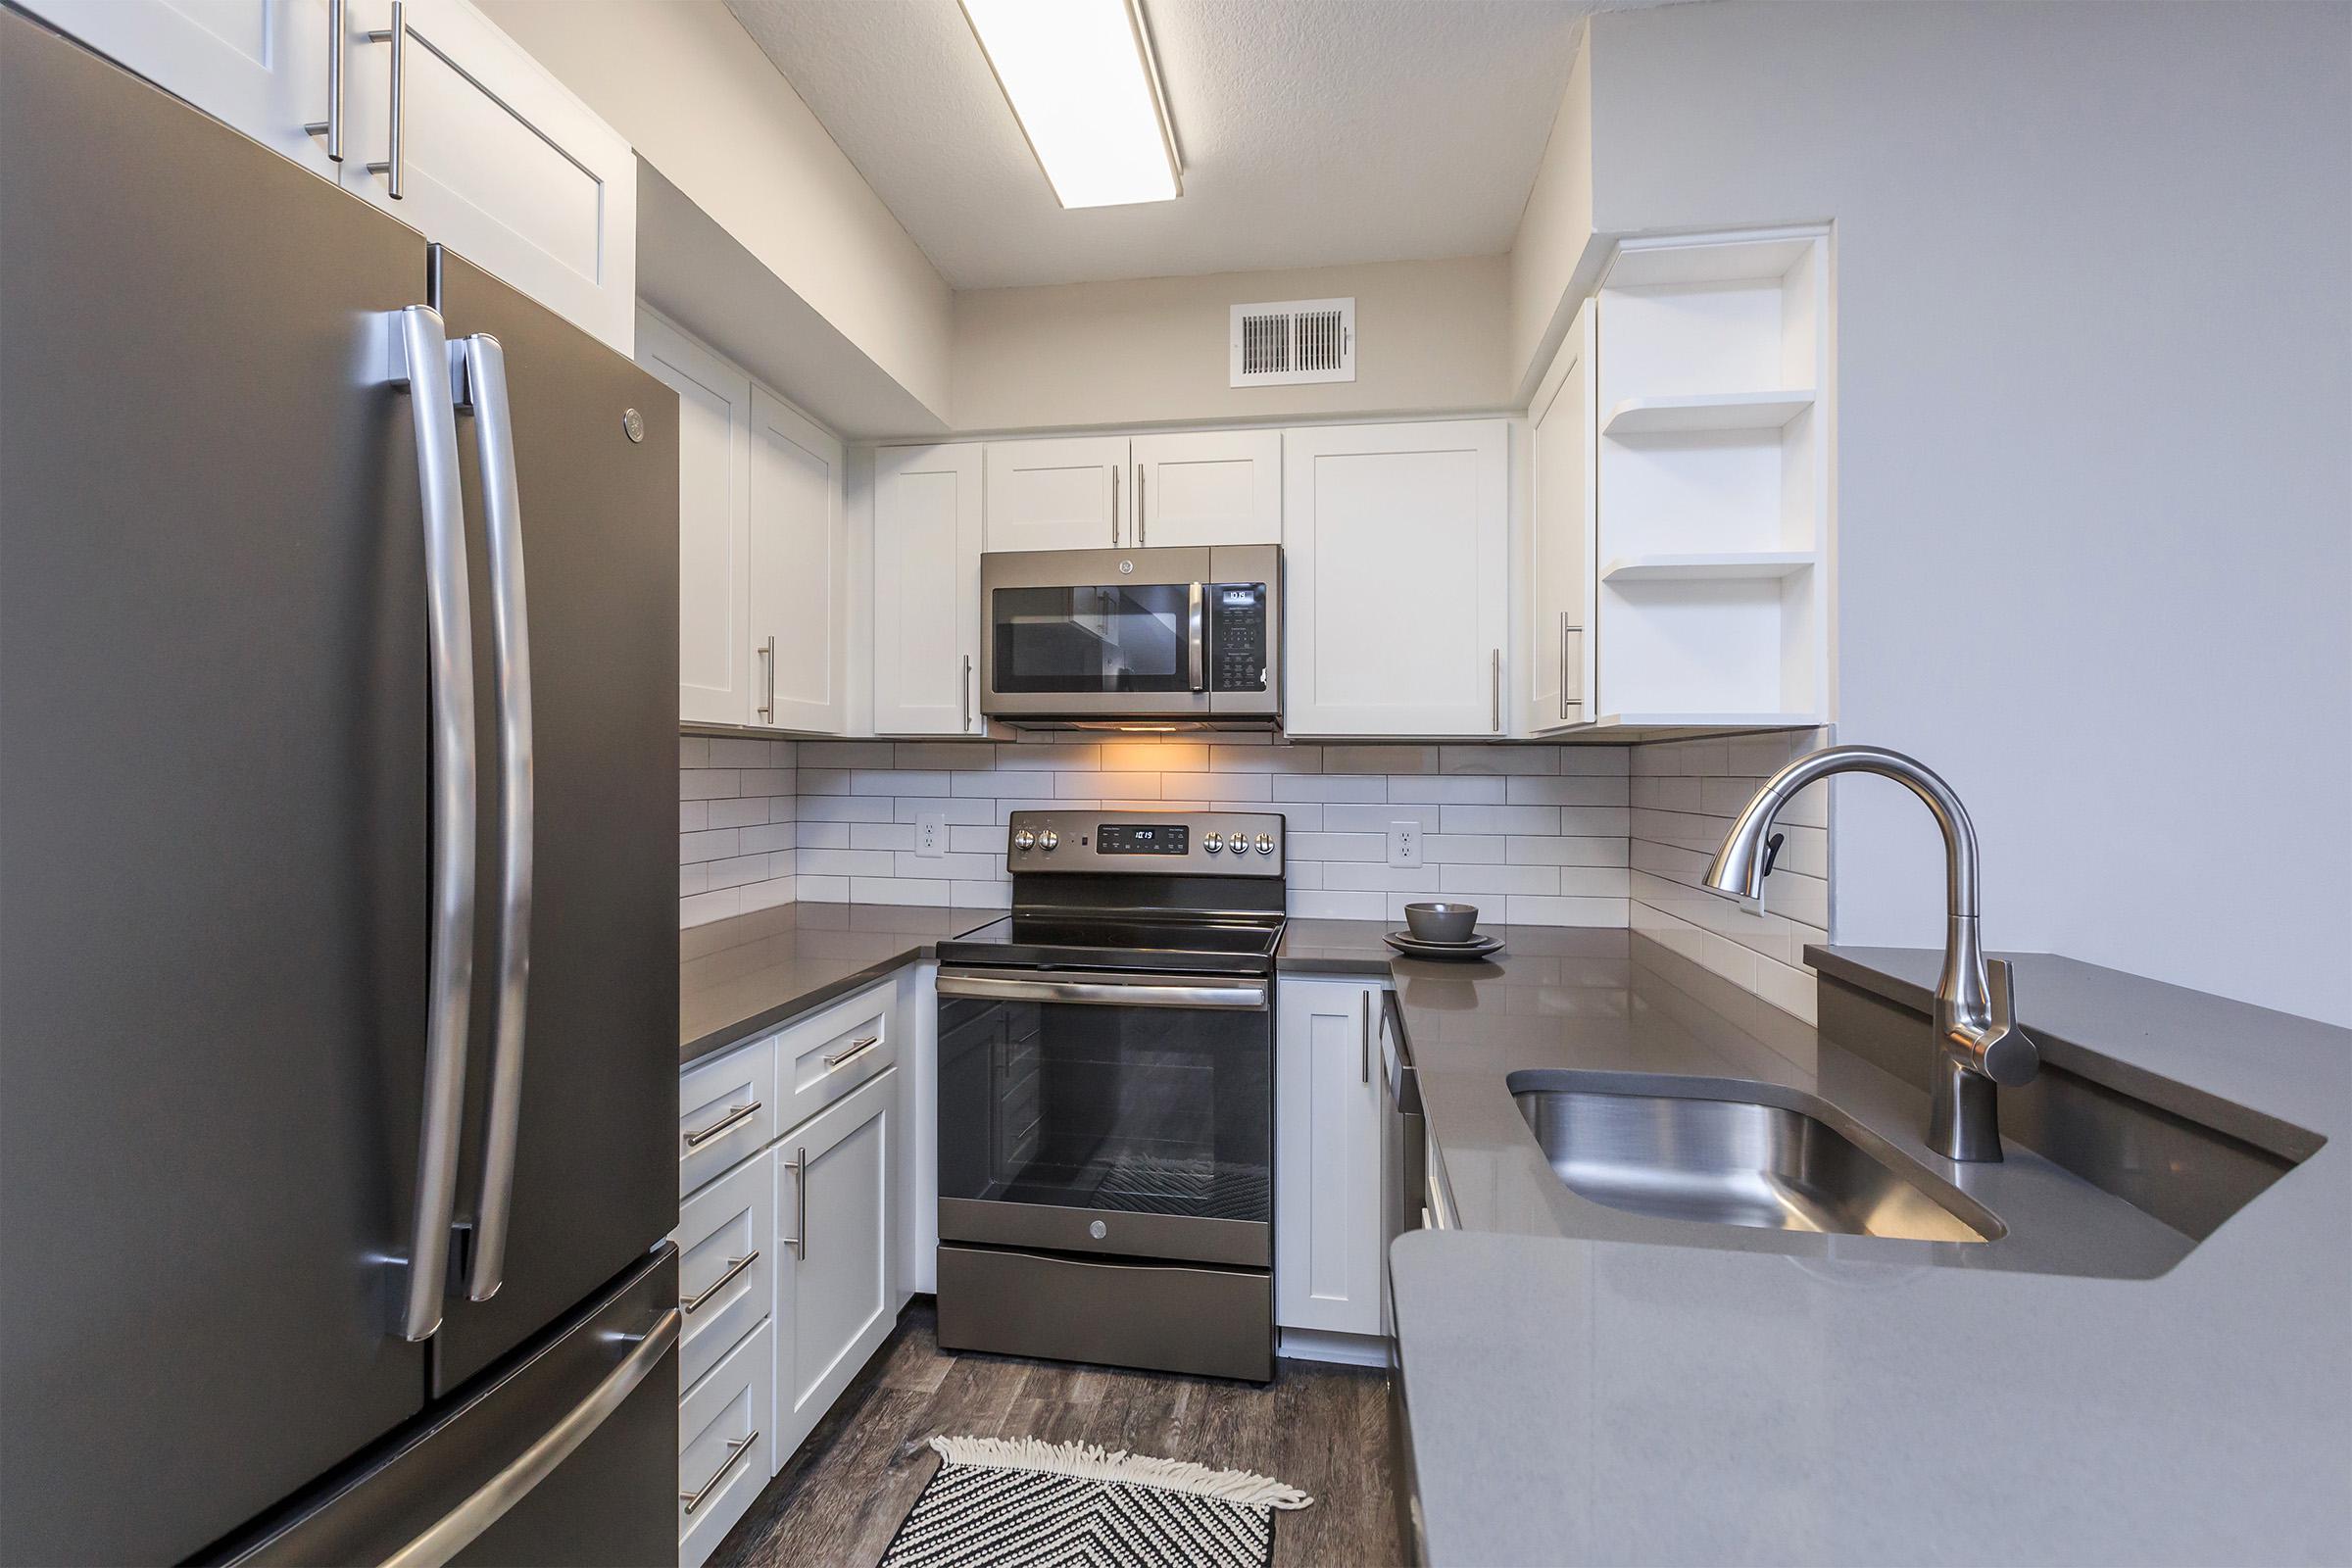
[1704,745,2036,1161]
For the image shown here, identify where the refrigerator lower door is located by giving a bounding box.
[219,1246,680,1568]
[1,15,438,1565]
[427,246,682,1391]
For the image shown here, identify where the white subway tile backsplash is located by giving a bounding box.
[1627,726,1833,1024]
[1387,775,1506,805]
[1290,832,1387,862]
[1271,773,1387,803]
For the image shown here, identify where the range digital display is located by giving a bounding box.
[1099,823,1189,856]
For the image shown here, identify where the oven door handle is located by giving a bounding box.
[937,967,1267,1011]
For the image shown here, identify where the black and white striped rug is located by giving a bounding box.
[881,1436,1313,1568]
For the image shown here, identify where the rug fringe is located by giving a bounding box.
[926,1435,1315,1511]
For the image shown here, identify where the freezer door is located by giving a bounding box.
[429,247,681,1390]
[218,1247,680,1568]
[0,14,437,1566]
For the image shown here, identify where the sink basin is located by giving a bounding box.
[1515,1079,1999,1244]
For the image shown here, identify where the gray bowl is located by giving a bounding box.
[1403,902,1480,943]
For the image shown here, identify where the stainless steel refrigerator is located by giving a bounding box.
[1,11,681,1564]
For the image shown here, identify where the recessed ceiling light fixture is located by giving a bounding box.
[959,0,1182,209]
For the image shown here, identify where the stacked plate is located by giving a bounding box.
[1385,929,1505,959]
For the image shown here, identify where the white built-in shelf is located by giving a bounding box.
[1602,551,1816,583]
[1603,390,1816,437]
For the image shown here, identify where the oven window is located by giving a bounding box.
[991,584,1194,694]
[938,996,1271,1224]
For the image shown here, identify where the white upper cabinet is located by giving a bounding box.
[1527,300,1597,734]
[873,445,985,736]
[749,387,849,734]
[1130,430,1282,548]
[18,0,342,177]
[983,436,1130,553]
[639,312,754,729]
[342,0,636,355]
[1282,420,1510,737]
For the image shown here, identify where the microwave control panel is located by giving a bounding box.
[1210,582,1269,693]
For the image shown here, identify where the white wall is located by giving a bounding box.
[1505,28,1599,399]
[1586,0,2352,1024]
[950,256,1510,432]
[479,0,954,422]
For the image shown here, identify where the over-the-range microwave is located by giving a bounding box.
[979,545,1281,729]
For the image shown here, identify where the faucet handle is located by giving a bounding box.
[1971,959,2039,1087]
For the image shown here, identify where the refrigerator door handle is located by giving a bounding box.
[380,1306,681,1568]
[388,305,478,1343]
[453,333,534,1306]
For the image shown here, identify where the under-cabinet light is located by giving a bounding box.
[959,0,1182,209]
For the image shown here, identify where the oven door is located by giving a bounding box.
[935,967,1273,1267]
[980,547,1210,720]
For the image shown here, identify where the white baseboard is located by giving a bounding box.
[1276,1327,1392,1369]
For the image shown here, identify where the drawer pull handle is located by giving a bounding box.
[680,1251,758,1314]
[679,1431,760,1514]
[822,1035,880,1071]
[782,1146,807,1261]
[682,1101,760,1150]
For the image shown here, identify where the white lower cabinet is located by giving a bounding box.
[676,982,903,1568]
[1274,977,1389,1340]
[774,1069,898,1461]
[677,1317,773,1567]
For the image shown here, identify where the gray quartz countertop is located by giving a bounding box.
[679,903,997,1065]
[1280,920,2352,1565]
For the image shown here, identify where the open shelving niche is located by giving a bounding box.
[1592,228,1831,727]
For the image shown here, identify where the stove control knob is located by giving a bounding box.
[1203,832,1223,854]
[1038,830,1059,851]
[1253,833,1277,856]
[1011,828,1037,851]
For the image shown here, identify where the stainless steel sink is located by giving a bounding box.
[1514,1079,2000,1244]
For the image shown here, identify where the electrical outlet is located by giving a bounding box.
[916,811,947,858]
[1388,821,1421,868]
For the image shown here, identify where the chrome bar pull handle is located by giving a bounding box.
[681,1252,759,1314]
[1109,466,1119,546]
[756,635,775,723]
[1560,612,1573,721]
[682,1101,761,1150]
[387,305,476,1343]
[782,1148,808,1260]
[364,3,404,199]
[454,333,533,1306]
[303,0,346,160]
[1188,581,1205,692]
[1491,648,1502,733]
[1359,990,1371,1085]
[679,1431,760,1514]
[823,1035,880,1071]
[961,653,973,732]
[1136,466,1146,546]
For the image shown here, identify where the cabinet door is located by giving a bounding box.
[873,444,984,735]
[983,436,1130,553]
[638,312,753,727]
[342,0,636,355]
[1131,429,1282,548]
[748,386,848,734]
[16,0,340,180]
[1275,980,1386,1337]
[1283,420,1510,736]
[774,1070,897,1465]
[1528,301,1596,732]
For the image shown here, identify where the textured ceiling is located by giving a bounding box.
[725,0,1635,290]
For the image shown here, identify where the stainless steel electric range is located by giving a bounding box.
[932,809,1285,1383]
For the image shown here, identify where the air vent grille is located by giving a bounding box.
[1229,297,1355,387]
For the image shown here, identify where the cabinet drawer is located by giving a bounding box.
[678,1317,774,1568]
[774,983,895,1132]
[675,1152,774,1393]
[680,1039,777,1199]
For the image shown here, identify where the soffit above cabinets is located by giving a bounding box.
[725,0,1665,290]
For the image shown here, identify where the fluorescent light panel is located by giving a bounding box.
[960,0,1181,209]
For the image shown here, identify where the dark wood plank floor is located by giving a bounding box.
[710,1302,1404,1568]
